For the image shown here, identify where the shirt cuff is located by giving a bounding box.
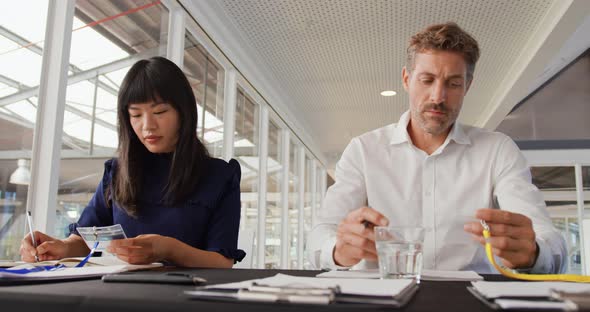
[319,236,351,270]
[523,239,554,274]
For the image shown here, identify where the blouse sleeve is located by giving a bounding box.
[67,159,116,236]
[205,159,246,262]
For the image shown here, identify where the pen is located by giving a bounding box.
[26,211,39,262]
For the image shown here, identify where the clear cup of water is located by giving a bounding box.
[375,226,425,280]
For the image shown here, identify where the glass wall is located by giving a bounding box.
[0,0,48,260]
[0,1,328,267]
[234,90,259,267]
[530,166,581,274]
[183,23,224,158]
[265,120,282,268]
[54,0,169,239]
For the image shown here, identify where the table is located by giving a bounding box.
[0,268,505,311]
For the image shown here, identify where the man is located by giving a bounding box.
[308,22,566,273]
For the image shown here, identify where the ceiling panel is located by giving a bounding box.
[187,0,590,166]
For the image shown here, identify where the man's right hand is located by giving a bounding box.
[20,231,69,262]
[333,206,389,267]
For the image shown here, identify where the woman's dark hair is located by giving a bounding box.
[112,56,209,216]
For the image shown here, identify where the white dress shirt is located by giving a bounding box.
[308,111,566,274]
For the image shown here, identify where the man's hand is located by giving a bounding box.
[334,207,389,267]
[464,208,538,269]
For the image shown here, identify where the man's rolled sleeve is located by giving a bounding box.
[306,137,368,269]
[529,235,567,274]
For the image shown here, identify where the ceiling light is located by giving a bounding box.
[9,159,31,185]
[380,90,397,96]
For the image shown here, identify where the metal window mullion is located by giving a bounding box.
[257,105,269,269]
[166,3,186,67]
[200,59,209,141]
[27,0,75,233]
[89,73,99,155]
[222,69,237,161]
[575,164,586,275]
[280,130,290,269]
[297,147,305,269]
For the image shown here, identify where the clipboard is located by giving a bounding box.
[185,277,419,307]
[102,272,207,285]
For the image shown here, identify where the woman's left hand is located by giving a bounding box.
[107,234,172,264]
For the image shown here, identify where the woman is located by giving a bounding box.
[20,57,244,268]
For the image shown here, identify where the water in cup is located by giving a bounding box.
[374,226,425,279]
[376,240,423,279]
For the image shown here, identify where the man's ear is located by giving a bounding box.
[402,66,410,91]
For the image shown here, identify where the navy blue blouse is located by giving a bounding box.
[68,153,245,263]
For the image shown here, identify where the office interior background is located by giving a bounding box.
[0,0,588,274]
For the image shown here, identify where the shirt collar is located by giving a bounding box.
[389,110,471,146]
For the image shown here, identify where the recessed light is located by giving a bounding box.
[380,90,397,96]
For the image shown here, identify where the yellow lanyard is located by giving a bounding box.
[481,220,590,283]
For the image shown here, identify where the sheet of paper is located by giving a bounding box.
[471,281,590,299]
[494,299,573,310]
[316,269,483,281]
[204,273,414,297]
[0,262,162,279]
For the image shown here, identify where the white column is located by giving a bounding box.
[575,164,586,274]
[166,3,186,67]
[26,0,75,233]
[222,69,237,161]
[310,160,317,228]
[320,168,327,203]
[297,147,306,269]
[256,105,269,269]
[280,130,290,269]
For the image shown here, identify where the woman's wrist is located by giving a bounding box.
[159,236,178,263]
[62,235,90,257]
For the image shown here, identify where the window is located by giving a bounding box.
[183,24,224,157]
[0,0,48,260]
[265,120,282,269]
[530,166,581,274]
[234,90,259,267]
[55,0,169,239]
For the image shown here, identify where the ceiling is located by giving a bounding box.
[182,0,590,168]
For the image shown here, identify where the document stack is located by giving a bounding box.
[185,273,419,307]
[468,281,590,310]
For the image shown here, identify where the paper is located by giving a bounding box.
[77,224,127,252]
[494,299,573,310]
[471,281,590,299]
[0,259,162,280]
[10,256,130,268]
[316,269,483,281]
[202,273,414,297]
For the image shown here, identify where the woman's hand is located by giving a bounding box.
[107,234,171,264]
[20,231,68,262]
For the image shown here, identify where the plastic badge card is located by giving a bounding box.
[77,224,127,252]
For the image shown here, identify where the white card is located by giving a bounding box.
[76,224,127,252]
